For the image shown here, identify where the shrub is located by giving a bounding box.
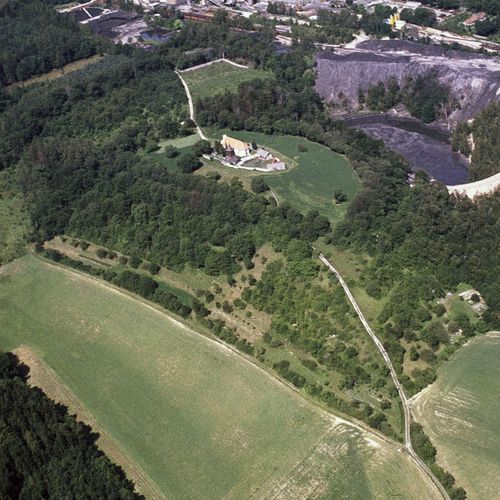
[250,177,269,194]
[129,255,142,269]
[79,241,89,250]
[164,145,179,158]
[96,248,108,259]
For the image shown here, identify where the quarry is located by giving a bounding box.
[315,40,500,184]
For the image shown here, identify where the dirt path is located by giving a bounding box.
[13,345,165,500]
[269,188,280,206]
[175,71,208,141]
[318,253,449,500]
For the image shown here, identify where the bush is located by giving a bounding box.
[79,241,89,250]
[96,248,108,259]
[118,255,128,265]
[129,255,142,269]
[177,153,202,173]
[142,262,161,275]
[250,177,269,194]
[164,145,179,158]
[334,189,347,203]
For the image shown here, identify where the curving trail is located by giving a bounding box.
[318,253,449,500]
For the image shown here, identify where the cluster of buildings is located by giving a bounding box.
[218,135,286,171]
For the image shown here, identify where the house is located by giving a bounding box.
[463,12,486,26]
[256,147,272,160]
[221,135,251,157]
[225,147,238,165]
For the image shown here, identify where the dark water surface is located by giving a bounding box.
[344,115,469,185]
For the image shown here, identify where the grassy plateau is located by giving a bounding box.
[0,255,438,499]
[181,61,273,101]
[202,130,361,221]
[411,333,500,500]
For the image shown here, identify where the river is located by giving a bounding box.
[343,115,469,185]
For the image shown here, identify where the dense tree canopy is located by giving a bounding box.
[0,0,105,86]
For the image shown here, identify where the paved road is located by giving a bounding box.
[175,71,208,141]
[318,253,450,500]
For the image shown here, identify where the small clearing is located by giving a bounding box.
[181,61,273,101]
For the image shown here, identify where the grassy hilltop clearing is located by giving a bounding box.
[181,61,273,100]
[411,334,500,500]
[195,131,362,221]
[0,255,438,499]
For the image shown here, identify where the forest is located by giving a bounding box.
[0,351,141,498]
[0,0,105,86]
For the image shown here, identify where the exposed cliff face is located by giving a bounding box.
[315,40,500,126]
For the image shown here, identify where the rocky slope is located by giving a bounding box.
[315,40,500,127]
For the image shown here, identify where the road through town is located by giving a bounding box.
[318,253,450,500]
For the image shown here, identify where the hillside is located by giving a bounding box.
[0,255,439,499]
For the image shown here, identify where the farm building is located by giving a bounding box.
[463,12,486,26]
[222,135,251,157]
[256,147,272,160]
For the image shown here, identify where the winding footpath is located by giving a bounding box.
[318,253,449,500]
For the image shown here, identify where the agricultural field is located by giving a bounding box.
[181,61,273,101]
[203,131,362,221]
[411,334,500,500]
[0,255,439,499]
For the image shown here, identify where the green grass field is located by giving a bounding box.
[411,334,500,500]
[0,256,437,499]
[204,131,361,221]
[181,62,273,101]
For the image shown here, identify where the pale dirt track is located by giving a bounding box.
[447,172,500,199]
[318,253,449,500]
[12,345,165,500]
[175,71,208,141]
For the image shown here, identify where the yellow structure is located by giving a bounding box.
[389,12,400,28]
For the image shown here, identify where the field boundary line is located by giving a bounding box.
[12,344,165,500]
[33,254,403,449]
[318,252,449,500]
